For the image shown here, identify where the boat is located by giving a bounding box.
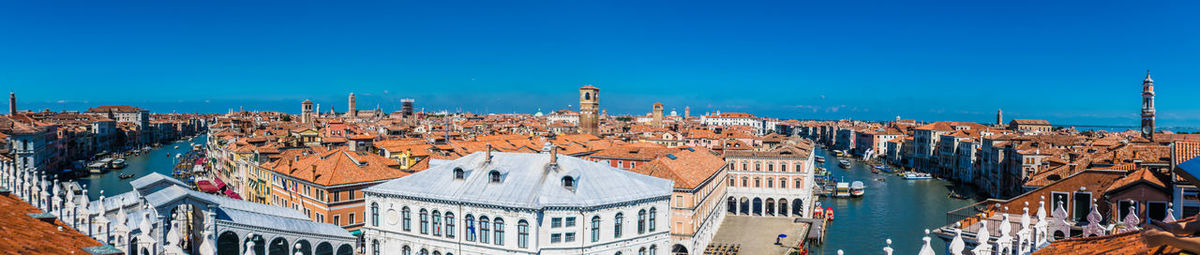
[174,145,179,149]
[879,167,894,173]
[948,191,968,199]
[110,158,126,169]
[850,181,865,197]
[815,156,826,163]
[875,177,886,182]
[834,182,851,197]
[825,207,835,221]
[119,173,135,179]
[838,160,851,169]
[903,172,933,180]
[87,162,108,174]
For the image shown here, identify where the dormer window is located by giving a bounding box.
[562,176,576,190]
[454,168,465,179]
[489,170,501,183]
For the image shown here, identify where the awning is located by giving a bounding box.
[224,189,242,200]
[214,178,227,190]
[196,180,219,193]
[349,230,362,236]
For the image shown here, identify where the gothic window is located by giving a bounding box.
[370,202,379,227]
[518,220,529,248]
[402,207,411,231]
[420,209,429,234]
[465,215,476,241]
[480,217,491,243]
[648,208,657,232]
[638,209,646,234]
[445,213,455,238]
[614,213,624,238]
[494,218,505,245]
[591,216,601,242]
[432,211,442,236]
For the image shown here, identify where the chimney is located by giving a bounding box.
[311,164,318,179]
[485,144,492,163]
[550,144,558,166]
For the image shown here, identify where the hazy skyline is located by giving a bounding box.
[3,0,1199,127]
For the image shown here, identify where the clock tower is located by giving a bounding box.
[1141,70,1155,139]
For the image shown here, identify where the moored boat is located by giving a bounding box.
[119,173,135,179]
[834,182,851,197]
[903,172,932,180]
[850,181,865,197]
[815,155,826,163]
[838,160,851,169]
[110,158,126,169]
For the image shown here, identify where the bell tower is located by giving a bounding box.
[579,85,600,135]
[1141,70,1155,139]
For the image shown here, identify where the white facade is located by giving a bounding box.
[722,145,817,218]
[363,152,674,255]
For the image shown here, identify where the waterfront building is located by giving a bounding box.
[361,149,673,255]
[722,141,816,218]
[546,110,580,125]
[579,85,600,135]
[912,121,988,174]
[1142,71,1156,139]
[630,147,728,255]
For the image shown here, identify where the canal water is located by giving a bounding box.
[76,134,208,200]
[812,146,981,255]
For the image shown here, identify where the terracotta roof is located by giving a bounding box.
[589,144,678,161]
[1010,119,1052,125]
[0,194,105,254]
[1032,226,1185,255]
[630,147,726,189]
[1174,141,1200,165]
[266,147,410,186]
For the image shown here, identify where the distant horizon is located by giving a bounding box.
[5,1,1199,127]
[16,96,1200,131]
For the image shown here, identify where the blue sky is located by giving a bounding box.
[2,0,1198,127]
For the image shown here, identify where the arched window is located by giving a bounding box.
[639,247,647,255]
[433,251,440,255]
[590,216,601,242]
[454,168,465,179]
[479,216,491,244]
[432,211,442,236]
[489,171,501,183]
[648,208,657,232]
[445,212,455,238]
[419,209,429,234]
[518,220,529,248]
[370,203,379,227]
[465,215,476,241]
[402,207,411,231]
[637,209,647,234]
[614,213,624,238]
[419,249,428,255]
[371,240,380,255]
[402,246,411,255]
[649,245,657,255]
[494,218,505,245]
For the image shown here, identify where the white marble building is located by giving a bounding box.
[362,150,674,255]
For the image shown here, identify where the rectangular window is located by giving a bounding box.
[552,217,562,228]
[675,196,684,207]
[1148,202,1168,221]
[565,217,576,227]
[349,213,356,224]
[551,233,562,243]
[348,190,355,200]
[1073,192,1092,222]
[1118,200,1139,221]
[1050,192,1069,213]
[334,215,341,225]
[565,232,576,242]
